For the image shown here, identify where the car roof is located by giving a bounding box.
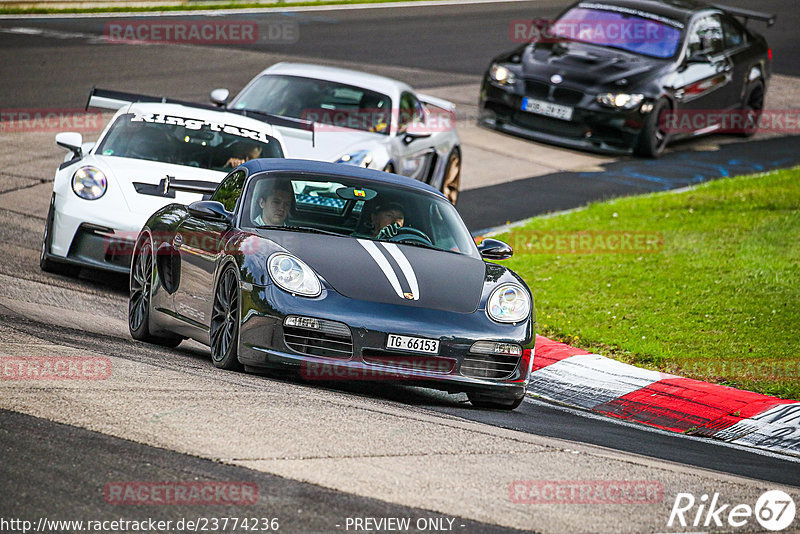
[574,0,715,25]
[256,62,413,99]
[120,102,279,135]
[243,158,445,197]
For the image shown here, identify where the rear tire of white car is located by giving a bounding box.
[442,148,461,205]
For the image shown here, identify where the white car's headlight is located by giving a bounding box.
[597,93,645,110]
[489,64,516,85]
[72,166,107,200]
[335,150,373,168]
[486,283,530,324]
[268,253,322,297]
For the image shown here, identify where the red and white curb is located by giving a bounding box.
[527,336,800,457]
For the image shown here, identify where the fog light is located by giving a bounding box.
[284,316,320,330]
[470,341,522,356]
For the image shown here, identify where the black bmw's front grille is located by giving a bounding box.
[460,353,521,380]
[284,319,353,359]
[524,80,585,106]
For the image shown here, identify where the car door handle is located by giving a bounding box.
[173,233,184,248]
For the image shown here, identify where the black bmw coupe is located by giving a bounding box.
[480,0,774,156]
[128,159,535,409]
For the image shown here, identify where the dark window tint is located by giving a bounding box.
[720,15,746,49]
[688,16,724,56]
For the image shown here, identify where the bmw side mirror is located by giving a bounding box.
[55,132,83,158]
[188,200,232,224]
[402,132,432,145]
[478,238,513,260]
[210,88,230,108]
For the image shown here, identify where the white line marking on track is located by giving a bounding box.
[523,396,800,465]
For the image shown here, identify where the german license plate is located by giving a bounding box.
[521,97,574,121]
[386,334,439,354]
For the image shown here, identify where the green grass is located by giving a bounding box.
[0,0,438,15]
[494,167,800,400]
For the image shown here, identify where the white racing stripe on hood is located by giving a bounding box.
[380,243,419,300]
[357,239,404,299]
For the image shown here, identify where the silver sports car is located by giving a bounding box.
[210,62,462,204]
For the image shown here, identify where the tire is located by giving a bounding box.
[129,235,182,347]
[634,98,670,158]
[441,149,461,205]
[209,264,242,371]
[40,195,77,276]
[467,392,524,411]
[738,81,764,138]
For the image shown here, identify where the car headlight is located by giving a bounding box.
[486,283,530,324]
[489,64,516,86]
[268,253,322,297]
[71,166,107,200]
[597,93,645,110]
[335,150,373,168]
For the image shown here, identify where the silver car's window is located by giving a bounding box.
[96,112,283,171]
[242,174,478,258]
[232,75,393,135]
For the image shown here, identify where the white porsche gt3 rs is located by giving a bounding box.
[209,62,462,204]
[41,92,286,275]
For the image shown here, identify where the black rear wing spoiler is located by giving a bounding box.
[86,87,315,143]
[714,5,775,27]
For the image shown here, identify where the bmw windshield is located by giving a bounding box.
[96,112,283,171]
[550,6,683,58]
[240,174,479,258]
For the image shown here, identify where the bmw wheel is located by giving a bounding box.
[738,81,764,138]
[210,264,242,371]
[129,235,182,347]
[635,98,670,158]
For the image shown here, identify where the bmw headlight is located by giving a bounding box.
[486,283,530,324]
[597,93,645,110]
[71,166,107,200]
[335,150,373,168]
[268,253,322,297]
[489,64,516,86]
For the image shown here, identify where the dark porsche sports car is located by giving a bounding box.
[480,0,774,156]
[128,159,535,409]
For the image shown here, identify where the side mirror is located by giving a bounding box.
[477,238,513,260]
[402,132,432,145]
[55,132,83,158]
[210,88,230,108]
[188,200,232,224]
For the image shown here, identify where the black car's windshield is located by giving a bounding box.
[96,112,284,171]
[232,75,393,135]
[242,174,478,258]
[552,6,683,58]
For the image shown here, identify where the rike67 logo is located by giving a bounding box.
[668,490,796,531]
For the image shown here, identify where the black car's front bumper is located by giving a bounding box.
[479,80,648,155]
[238,284,535,402]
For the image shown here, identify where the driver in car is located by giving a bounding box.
[370,202,405,238]
[254,181,293,226]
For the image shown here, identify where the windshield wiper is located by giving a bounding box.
[255,225,343,237]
